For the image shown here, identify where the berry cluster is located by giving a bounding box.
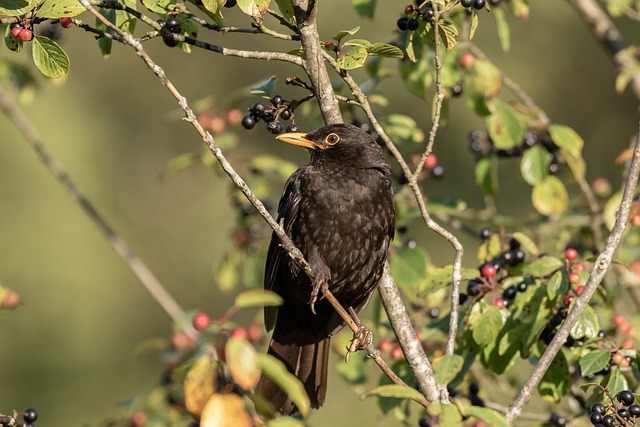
[378,330,427,362]
[397,3,435,32]
[589,390,640,426]
[10,23,34,42]
[241,96,299,135]
[469,129,562,173]
[162,16,182,47]
[461,230,527,308]
[460,0,501,9]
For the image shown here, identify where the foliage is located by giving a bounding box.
[2,0,640,426]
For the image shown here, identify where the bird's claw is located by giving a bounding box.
[308,277,328,315]
[345,308,373,363]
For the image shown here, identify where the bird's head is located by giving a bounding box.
[276,123,389,172]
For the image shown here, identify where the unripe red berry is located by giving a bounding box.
[568,272,581,284]
[171,331,194,349]
[192,312,211,331]
[324,40,335,50]
[247,323,263,342]
[481,265,496,278]
[576,285,585,296]
[620,356,632,368]
[564,248,578,261]
[621,339,634,349]
[11,25,23,38]
[390,346,404,361]
[424,154,438,169]
[18,28,33,41]
[60,17,73,28]
[493,298,507,309]
[378,339,393,352]
[613,352,625,365]
[573,263,586,271]
[230,327,248,340]
[562,295,573,307]
[460,53,475,68]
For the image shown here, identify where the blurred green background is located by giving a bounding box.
[0,1,638,425]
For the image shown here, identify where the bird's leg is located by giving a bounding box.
[308,275,329,315]
[345,307,373,363]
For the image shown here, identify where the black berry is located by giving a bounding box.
[618,408,631,419]
[162,34,179,47]
[460,0,473,7]
[488,0,501,4]
[417,418,430,427]
[241,115,256,129]
[459,293,468,304]
[511,249,525,265]
[589,411,603,425]
[267,121,283,134]
[165,17,182,33]
[517,281,528,292]
[473,0,486,9]
[469,395,484,407]
[406,18,419,31]
[451,84,463,97]
[601,415,615,427]
[502,285,517,300]
[280,109,292,120]
[617,390,635,406]
[23,408,37,423]
[628,404,640,417]
[590,403,605,414]
[252,102,265,116]
[397,17,410,31]
[468,383,479,395]
[467,280,481,297]
[549,413,566,427]
[421,7,434,21]
[285,124,300,133]
[431,165,444,179]
[271,95,283,106]
[479,227,492,240]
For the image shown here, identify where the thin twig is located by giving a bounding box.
[0,88,186,323]
[506,125,640,423]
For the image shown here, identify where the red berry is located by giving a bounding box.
[568,272,581,284]
[130,411,146,427]
[60,17,73,28]
[17,28,33,41]
[460,53,475,68]
[573,263,586,272]
[576,285,585,296]
[11,25,23,38]
[192,312,211,331]
[564,248,578,261]
[323,40,335,50]
[404,4,415,15]
[613,352,625,365]
[620,356,632,368]
[170,331,194,349]
[230,327,248,340]
[562,295,573,307]
[493,298,507,309]
[424,154,438,169]
[481,265,497,278]
[614,314,627,326]
[390,346,404,361]
[378,339,393,352]
[621,339,634,349]
[632,214,640,226]
[247,323,263,342]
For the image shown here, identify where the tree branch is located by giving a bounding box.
[0,87,186,323]
[505,125,640,423]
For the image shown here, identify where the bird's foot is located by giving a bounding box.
[308,276,329,315]
[345,307,373,363]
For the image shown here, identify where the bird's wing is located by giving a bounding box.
[264,168,305,331]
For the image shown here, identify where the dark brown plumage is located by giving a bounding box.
[253,123,395,415]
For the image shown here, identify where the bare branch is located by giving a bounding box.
[506,125,640,423]
[0,87,186,323]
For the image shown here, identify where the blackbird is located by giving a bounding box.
[254,123,395,415]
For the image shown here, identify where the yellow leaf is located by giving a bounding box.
[201,393,252,427]
[184,355,216,417]
[226,337,261,390]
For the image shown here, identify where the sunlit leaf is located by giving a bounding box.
[237,0,270,19]
[201,393,252,427]
[493,8,510,53]
[433,355,464,385]
[367,43,403,59]
[460,403,511,427]
[579,350,610,377]
[548,124,584,157]
[472,306,504,345]
[531,176,569,216]
[475,155,498,196]
[361,384,425,401]
[235,289,283,308]
[571,305,599,339]
[274,0,295,24]
[0,0,35,16]
[32,36,70,78]
[486,99,525,150]
[389,246,428,288]
[184,355,216,417]
[520,145,549,186]
[438,19,458,51]
[522,256,563,277]
[38,0,86,18]
[227,337,260,390]
[337,45,368,70]
[331,26,360,41]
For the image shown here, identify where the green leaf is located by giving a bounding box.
[539,350,570,402]
[237,0,270,19]
[510,232,539,257]
[267,418,305,427]
[0,0,35,16]
[352,0,376,18]
[433,355,464,385]
[438,19,458,51]
[429,403,462,424]
[475,155,498,196]
[250,75,278,98]
[96,7,114,58]
[401,58,432,99]
[336,351,368,385]
[362,384,425,401]
[31,36,69,78]
[37,0,86,18]
[141,0,173,14]
[274,0,295,24]
[520,145,550,186]
[160,153,200,179]
[469,13,478,39]
[561,148,586,180]
[603,190,623,230]
[421,266,478,295]
[331,26,360,42]
[367,43,403,59]
[531,175,569,216]
[389,246,428,288]
[548,124,584,157]
[522,256,563,277]
[471,60,501,98]
[257,353,310,416]
[337,45,368,70]
[460,404,511,427]
[226,337,260,390]
[579,350,611,377]
[606,366,629,398]
[493,7,510,53]
[486,99,525,150]
[379,114,424,146]
[508,0,529,19]
[472,306,504,345]
[343,38,371,48]
[546,270,568,300]
[477,234,501,263]
[571,305,599,339]
[184,355,216,416]
[234,289,283,308]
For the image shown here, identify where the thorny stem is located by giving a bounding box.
[506,126,640,423]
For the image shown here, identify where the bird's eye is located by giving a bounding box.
[325,133,340,145]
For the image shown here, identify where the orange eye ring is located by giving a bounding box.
[325,133,340,145]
